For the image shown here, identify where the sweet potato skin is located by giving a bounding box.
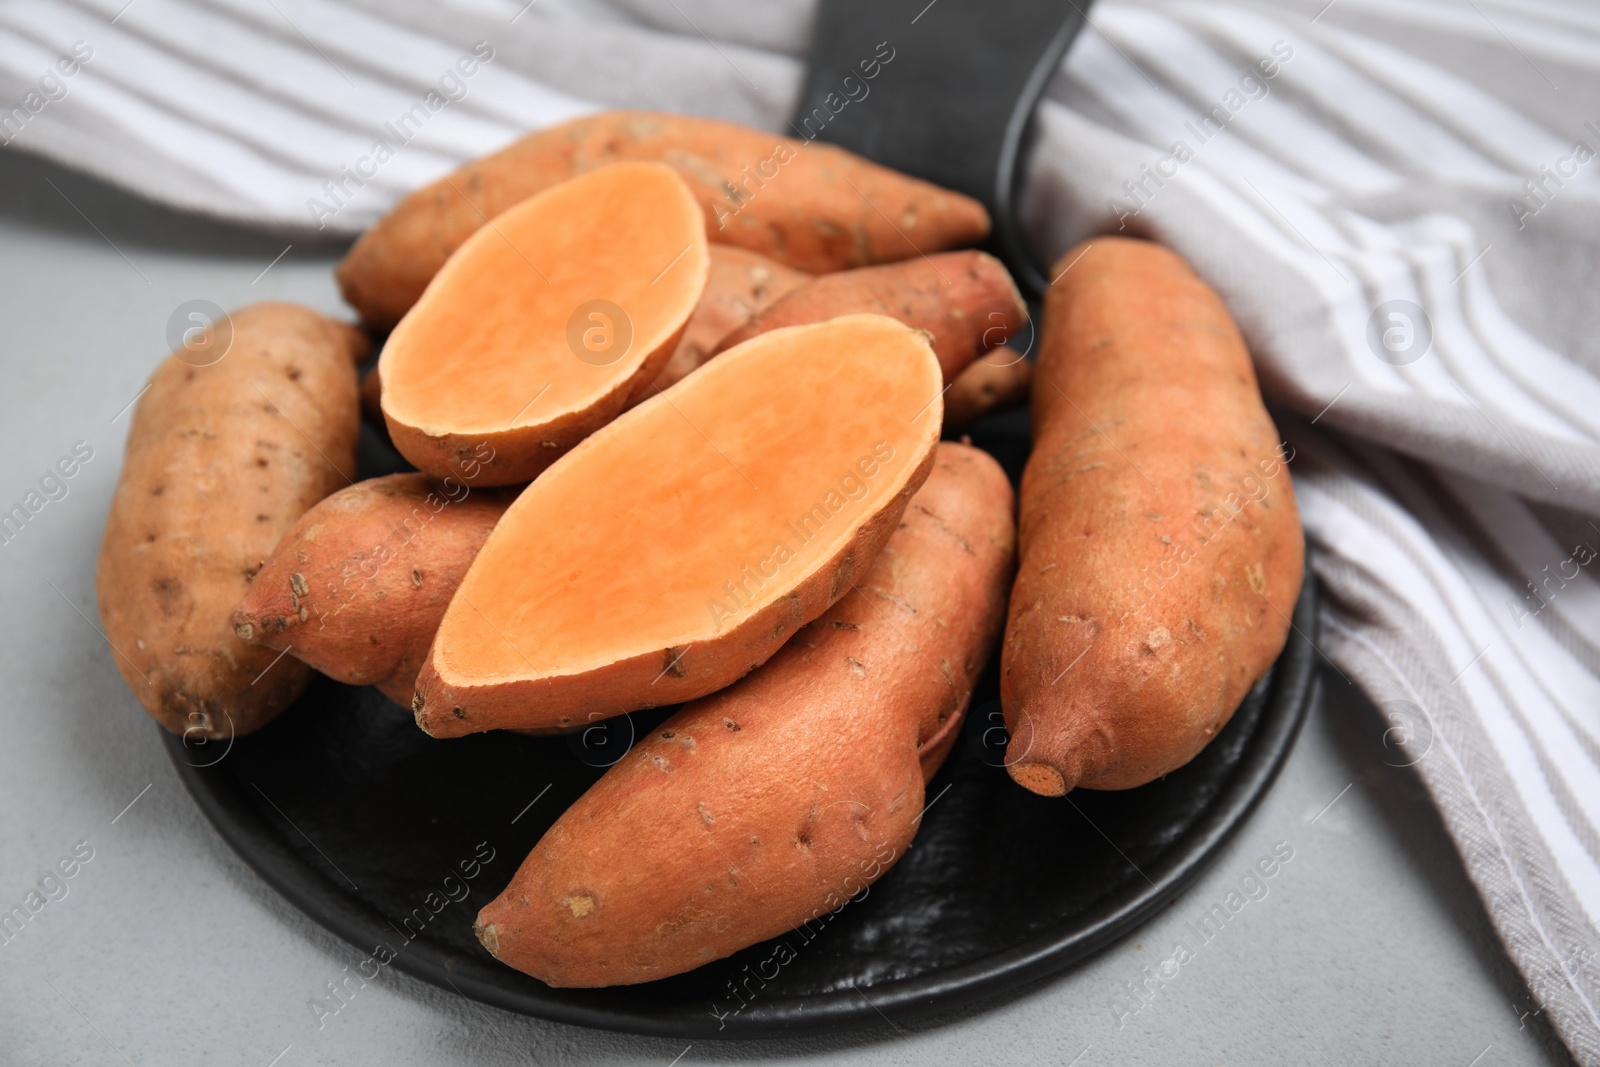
[96,303,365,738]
[1001,238,1303,795]
[944,348,1032,430]
[231,474,511,704]
[337,111,991,330]
[715,251,1025,384]
[474,442,1015,987]
[631,245,810,404]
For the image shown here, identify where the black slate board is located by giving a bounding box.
[162,406,1318,1039]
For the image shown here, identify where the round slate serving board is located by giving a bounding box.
[162,407,1317,1039]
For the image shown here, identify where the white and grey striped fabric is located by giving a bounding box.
[3,0,1598,1060]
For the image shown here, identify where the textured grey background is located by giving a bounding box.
[0,148,1575,1066]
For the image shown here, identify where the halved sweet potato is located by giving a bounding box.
[412,313,945,737]
[473,442,1016,987]
[231,474,512,705]
[714,251,1025,384]
[379,162,709,486]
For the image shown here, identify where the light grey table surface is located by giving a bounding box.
[0,147,1576,1067]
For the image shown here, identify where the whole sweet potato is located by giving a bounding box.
[337,110,990,330]
[714,250,1025,384]
[97,303,365,738]
[474,442,1015,986]
[232,474,512,705]
[1001,238,1303,795]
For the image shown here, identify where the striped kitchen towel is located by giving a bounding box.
[1,0,1596,1060]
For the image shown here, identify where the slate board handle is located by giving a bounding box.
[792,0,1094,298]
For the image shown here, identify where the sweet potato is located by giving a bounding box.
[1001,238,1303,795]
[96,303,365,738]
[379,162,708,486]
[631,245,810,404]
[474,442,1015,986]
[231,474,512,705]
[714,251,1025,384]
[337,110,991,330]
[944,348,1033,430]
[412,314,944,738]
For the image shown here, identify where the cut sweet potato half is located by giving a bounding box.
[379,162,709,486]
[413,313,945,737]
[472,443,1016,987]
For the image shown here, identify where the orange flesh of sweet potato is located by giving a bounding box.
[944,348,1033,430]
[630,245,810,405]
[375,246,807,420]
[474,442,1015,987]
[714,250,1025,384]
[412,313,945,737]
[96,303,365,738]
[337,110,991,331]
[379,162,708,486]
[1001,238,1304,795]
[231,474,512,704]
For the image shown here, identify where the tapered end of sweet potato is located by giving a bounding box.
[474,915,501,957]
[1008,762,1069,796]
